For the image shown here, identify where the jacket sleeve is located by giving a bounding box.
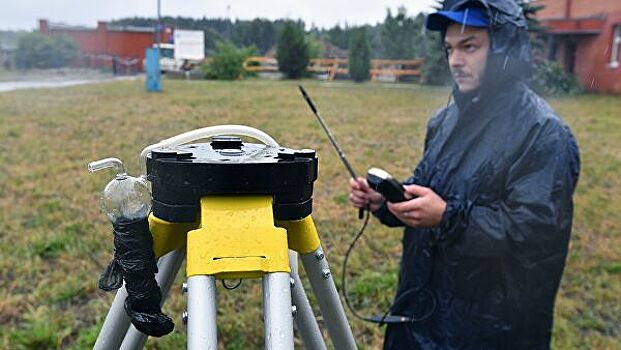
[435,121,580,262]
[373,107,450,228]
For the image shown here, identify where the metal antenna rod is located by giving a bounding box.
[298,85,365,219]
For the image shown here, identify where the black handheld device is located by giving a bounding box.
[366,167,407,203]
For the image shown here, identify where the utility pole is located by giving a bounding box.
[157,0,162,46]
[226,5,231,40]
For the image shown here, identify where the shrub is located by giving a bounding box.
[276,22,309,79]
[306,35,324,59]
[531,60,582,95]
[16,32,78,69]
[348,28,371,82]
[202,41,256,80]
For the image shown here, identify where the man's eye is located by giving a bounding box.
[465,45,478,53]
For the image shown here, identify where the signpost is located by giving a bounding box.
[146,0,162,92]
[145,48,161,92]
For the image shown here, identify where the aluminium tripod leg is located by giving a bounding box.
[289,251,327,350]
[263,272,295,349]
[185,196,295,349]
[301,246,357,350]
[187,275,218,350]
[278,217,357,350]
[93,282,131,350]
[119,248,186,350]
[93,248,184,350]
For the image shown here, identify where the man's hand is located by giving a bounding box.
[387,184,447,228]
[349,177,385,212]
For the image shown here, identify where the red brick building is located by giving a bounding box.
[39,19,172,71]
[534,0,621,93]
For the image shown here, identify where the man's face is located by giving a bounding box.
[444,23,490,93]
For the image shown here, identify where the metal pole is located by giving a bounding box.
[187,275,218,350]
[263,272,295,350]
[157,0,162,46]
[119,248,187,350]
[301,247,357,350]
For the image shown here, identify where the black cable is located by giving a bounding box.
[341,90,452,326]
[341,208,374,322]
[341,208,438,325]
[222,279,242,290]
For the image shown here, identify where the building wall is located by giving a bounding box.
[535,0,568,18]
[105,31,157,59]
[536,0,621,18]
[535,1,621,93]
[584,12,621,93]
[39,19,172,71]
[571,0,621,18]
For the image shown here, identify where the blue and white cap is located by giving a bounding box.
[426,7,490,31]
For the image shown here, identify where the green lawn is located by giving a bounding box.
[0,78,619,349]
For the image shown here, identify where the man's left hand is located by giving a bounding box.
[387,185,447,228]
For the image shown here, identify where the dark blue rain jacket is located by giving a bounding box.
[375,1,580,349]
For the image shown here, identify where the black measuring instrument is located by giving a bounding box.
[366,167,408,203]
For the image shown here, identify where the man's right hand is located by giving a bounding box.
[349,177,385,212]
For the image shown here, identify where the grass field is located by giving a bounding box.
[0,78,619,349]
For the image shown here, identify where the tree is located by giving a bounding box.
[420,31,452,86]
[325,25,352,50]
[233,19,277,54]
[381,7,423,59]
[348,28,371,82]
[306,34,325,59]
[202,41,256,80]
[276,22,309,79]
[17,32,78,69]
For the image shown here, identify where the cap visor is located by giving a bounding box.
[425,10,489,31]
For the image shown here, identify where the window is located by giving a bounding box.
[610,25,621,68]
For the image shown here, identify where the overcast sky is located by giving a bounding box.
[1,1,437,31]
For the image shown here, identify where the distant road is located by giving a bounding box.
[0,75,139,92]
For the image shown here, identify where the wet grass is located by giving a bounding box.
[0,78,619,349]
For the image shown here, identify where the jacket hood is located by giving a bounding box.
[441,0,534,84]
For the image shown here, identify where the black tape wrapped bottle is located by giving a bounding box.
[89,158,174,337]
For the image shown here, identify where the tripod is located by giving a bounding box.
[91,126,357,350]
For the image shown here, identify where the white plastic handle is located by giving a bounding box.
[138,125,280,173]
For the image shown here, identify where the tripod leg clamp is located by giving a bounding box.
[149,214,198,259]
[186,195,290,279]
[276,216,321,255]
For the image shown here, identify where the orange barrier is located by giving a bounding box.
[370,59,424,80]
[308,58,348,80]
[242,57,424,81]
[243,56,278,72]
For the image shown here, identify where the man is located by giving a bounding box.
[349,0,580,349]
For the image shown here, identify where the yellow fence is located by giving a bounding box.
[243,56,424,81]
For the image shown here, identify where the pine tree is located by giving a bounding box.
[348,28,371,82]
[276,22,309,79]
[421,30,452,86]
[381,7,422,59]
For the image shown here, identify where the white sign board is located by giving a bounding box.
[173,30,205,60]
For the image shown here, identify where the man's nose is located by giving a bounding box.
[449,50,465,68]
